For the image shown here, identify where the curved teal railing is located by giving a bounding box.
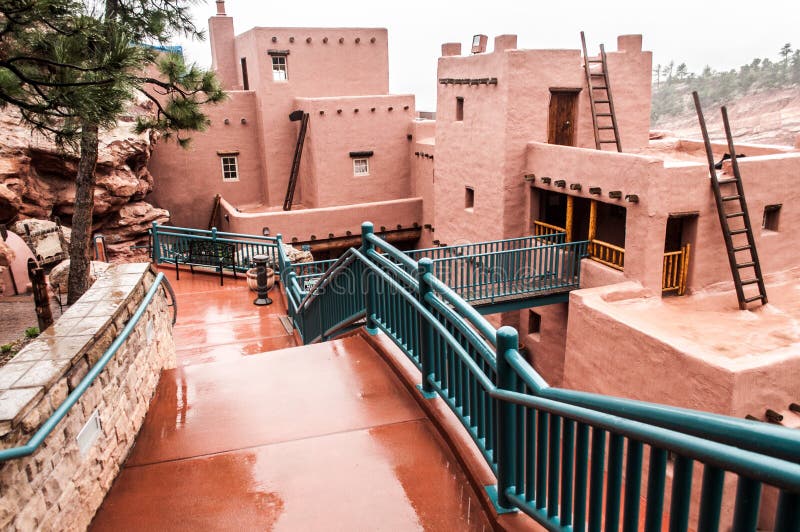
[281,222,800,531]
[0,272,172,462]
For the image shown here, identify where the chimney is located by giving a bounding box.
[216,0,226,15]
[494,34,517,53]
[441,43,461,57]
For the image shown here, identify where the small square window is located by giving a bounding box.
[762,204,781,231]
[465,186,474,210]
[221,155,239,181]
[272,55,287,81]
[456,97,464,121]
[353,158,369,176]
[528,310,541,334]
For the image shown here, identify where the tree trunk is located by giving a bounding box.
[66,121,99,305]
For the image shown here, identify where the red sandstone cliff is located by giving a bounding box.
[653,87,800,146]
[0,104,169,261]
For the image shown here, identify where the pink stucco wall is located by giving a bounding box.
[295,94,414,208]
[218,197,422,244]
[410,120,436,248]
[234,27,390,207]
[525,141,800,293]
[147,91,264,229]
[432,34,652,248]
[208,13,239,91]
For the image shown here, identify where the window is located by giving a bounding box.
[272,55,287,81]
[456,97,464,121]
[220,155,239,181]
[465,186,474,210]
[240,58,249,90]
[353,158,369,176]
[763,204,781,231]
[528,310,541,335]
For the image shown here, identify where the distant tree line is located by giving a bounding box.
[651,43,800,122]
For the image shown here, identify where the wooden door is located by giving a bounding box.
[547,90,579,146]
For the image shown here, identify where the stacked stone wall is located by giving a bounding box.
[0,263,175,530]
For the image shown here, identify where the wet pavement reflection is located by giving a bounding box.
[90,269,492,530]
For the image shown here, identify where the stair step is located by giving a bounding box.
[740,278,761,286]
[587,59,603,63]
[744,295,766,303]
[726,211,745,219]
[730,228,750,235]
[722,195,741,201]
[597,113,613,117]
[736,262,755,268]
[733,245,752,252]
[717,178,738,185]
[592,86,608,90]
[599,140,619,144]
[595,100,610,103]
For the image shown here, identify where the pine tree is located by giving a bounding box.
[1,1,225,303]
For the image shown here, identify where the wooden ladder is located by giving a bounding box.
[283,112,309,211]
[693,92,767,309]
[207,194,221,230]
[580,31,622,152]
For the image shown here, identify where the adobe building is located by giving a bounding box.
[148,2,800,430]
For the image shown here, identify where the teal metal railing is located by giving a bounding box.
[0,272,172,461]
[280,222,800,530]
[150,222,280,272]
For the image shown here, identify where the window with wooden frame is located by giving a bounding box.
[353,158,369,176]
[268,50,289,81]
[220,155,239,181]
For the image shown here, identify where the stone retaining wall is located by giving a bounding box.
[0,263,175,530]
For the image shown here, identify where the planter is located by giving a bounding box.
[246,267,275,292]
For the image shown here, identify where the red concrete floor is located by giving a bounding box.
[90,269,492,530]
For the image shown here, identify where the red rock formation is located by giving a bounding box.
[0,105,169,261]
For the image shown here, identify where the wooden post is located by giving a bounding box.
[27,259,53,331]
[565,195,574,242]
[588,200,597,241]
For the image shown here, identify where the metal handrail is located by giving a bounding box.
[0,272,170,461]
[285,222,800,528]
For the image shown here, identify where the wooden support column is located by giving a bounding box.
[565,195,574,242]
[588,199,597,241]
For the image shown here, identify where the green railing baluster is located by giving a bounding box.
[536,410,549,510]
[574,423,591,532]
[732,477,761,532]
[669,455,694,532]
[151,221,161,263]
[622,440,643,532]
[774,490,800,532]
[361,223,378,334]
[526,405,537,502]
[515,375,525,496]
[496,326,519,510]
[605,433,624,531]
[698,464,725,532]
[588,428,607,532]
[644,447,668,532]
[548,415,562,519]
[561,418,575,527]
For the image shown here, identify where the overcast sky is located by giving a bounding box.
[175,0,800,111]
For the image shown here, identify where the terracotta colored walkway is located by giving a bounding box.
[91,269,491,530]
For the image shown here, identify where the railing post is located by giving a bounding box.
[492,326,519,513]
[416,258,437,399]
[151,221,160,263]
[361,222,379,335]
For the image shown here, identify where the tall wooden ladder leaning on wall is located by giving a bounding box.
[580,31,622,152]
[207,194,221,230]
[283,111,310,211]
[692,91,767,310]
